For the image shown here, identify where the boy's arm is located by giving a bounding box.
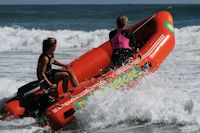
[53,59,66,67]
[40,57,54,87]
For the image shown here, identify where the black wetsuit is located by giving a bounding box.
[37,53,57,83]
[109,29,136,67]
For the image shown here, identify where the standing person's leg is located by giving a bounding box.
[112,49,121,67]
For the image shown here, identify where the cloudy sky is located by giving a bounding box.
[0,0,199,4]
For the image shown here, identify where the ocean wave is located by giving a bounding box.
[0,78,24,97]
[0,26,109,52]
[0,25,200,53]
[75,72,198,130]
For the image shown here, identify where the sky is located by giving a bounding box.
[0,0,200,5]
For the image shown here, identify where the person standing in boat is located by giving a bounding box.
[37,37,79,93]
[109,15,136,67]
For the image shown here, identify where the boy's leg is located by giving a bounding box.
[54,72,69,92]
[67,70,79,87]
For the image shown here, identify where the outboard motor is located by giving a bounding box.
[17,80,55,116]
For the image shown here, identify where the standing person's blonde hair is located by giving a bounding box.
[116,15,128,28]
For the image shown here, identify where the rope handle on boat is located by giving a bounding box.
[130,15,155,65]
[131,14,155,34]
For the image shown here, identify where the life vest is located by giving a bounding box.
[111,28,130,49]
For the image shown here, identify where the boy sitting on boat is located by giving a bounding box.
[37,37,79,93]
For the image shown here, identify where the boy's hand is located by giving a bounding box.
[64,65,69,69]
[65,64,73,69]
[51,84,57,89]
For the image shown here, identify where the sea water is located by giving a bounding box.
[0,5,200,133]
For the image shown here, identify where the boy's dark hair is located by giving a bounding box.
[42,37,57,53]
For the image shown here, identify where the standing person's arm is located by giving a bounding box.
[109,31,113,46]
[109,30,116,47]
[129,32,138,52]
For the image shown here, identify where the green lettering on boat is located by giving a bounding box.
[74,66,141,110]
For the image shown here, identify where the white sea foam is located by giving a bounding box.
[0,78,25,109]
[76,73,196,129]
[0,78,24,98]
[0,26,109,52]
[0,117,49,133]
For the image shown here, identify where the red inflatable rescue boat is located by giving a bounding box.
[1,11,175,131]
